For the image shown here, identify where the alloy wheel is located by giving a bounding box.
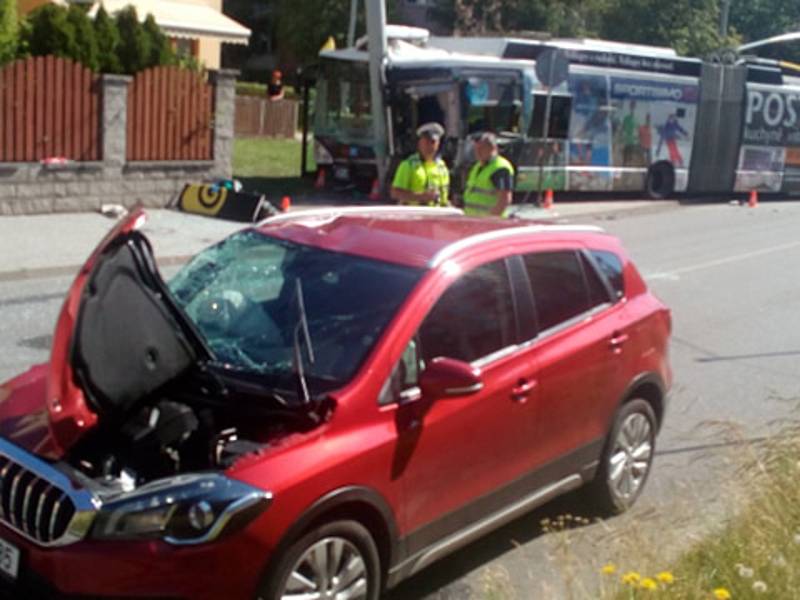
[281,536,368,600]
[608,412,653,501]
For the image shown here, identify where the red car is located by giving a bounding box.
[0,206,671,599]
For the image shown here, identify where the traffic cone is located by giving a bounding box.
[368,178,381,201]
[543,188,554,210]
[314,168,326,190]
[281,196,291,212]
[748,189,758,208]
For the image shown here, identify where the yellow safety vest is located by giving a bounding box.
[391,154,450,206]
[463,155,515,216]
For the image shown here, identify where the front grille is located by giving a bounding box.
[0,456,76,544]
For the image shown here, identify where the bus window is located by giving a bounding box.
[530,94,572,139]
[463,76,522,135]
[466,103,522,135]
[314,59,373,142]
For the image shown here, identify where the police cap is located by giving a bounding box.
[416,122,445,140]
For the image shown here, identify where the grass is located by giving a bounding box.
[232,136,317,200]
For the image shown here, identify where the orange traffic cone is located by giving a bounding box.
[368,178,381,201]
[281,196,291,212]
[748,189,758,208]
[314,168,326,190]
[542,188,554,210]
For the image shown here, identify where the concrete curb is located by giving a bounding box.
[0,255,194,283]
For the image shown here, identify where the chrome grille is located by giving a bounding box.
[0,455,77,544]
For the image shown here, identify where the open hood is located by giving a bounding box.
[45,209,209,458]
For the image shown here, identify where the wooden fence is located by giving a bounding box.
[0,56,101,162]
[127,66,215,161]
[235,96,298,138]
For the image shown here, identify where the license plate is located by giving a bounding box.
[0,537,19,580]
[334,166,350,181]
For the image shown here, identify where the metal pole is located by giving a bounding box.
[537,53,555,206]
[365,0,389,191]
[719,0,731,38]
[301,80,310,177]
[348,0,359,47]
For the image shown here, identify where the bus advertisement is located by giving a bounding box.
[311,29,800,200]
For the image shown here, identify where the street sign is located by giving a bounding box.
[535,48,569,88]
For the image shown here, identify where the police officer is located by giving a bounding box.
[390,122,450,207]
[463,132,514,217]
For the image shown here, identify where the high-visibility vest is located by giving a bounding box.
[391,154,450,206]
[463,155,514,216]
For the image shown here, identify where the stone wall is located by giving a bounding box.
[0,70,238,216]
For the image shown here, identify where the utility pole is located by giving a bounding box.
[348,0,359,47]
[719,0,731,38]
[365,0,389,191]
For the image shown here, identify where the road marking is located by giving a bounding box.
[646,240,800,281]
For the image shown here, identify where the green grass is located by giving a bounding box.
[232,136,318,200]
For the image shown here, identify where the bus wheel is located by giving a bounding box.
[645,162,675,199]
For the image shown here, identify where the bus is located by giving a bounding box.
[311,27,800,199]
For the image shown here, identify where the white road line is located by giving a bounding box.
[646,240,800,281]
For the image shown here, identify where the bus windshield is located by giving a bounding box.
[315,58,374,143]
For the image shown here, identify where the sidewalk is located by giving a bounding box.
[0,199,678,281]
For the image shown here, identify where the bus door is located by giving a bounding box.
[516,92,572,196]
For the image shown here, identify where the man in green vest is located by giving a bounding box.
[463,132,515,217]
[390,122,450,207]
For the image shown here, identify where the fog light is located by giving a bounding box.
[188,501,215,531]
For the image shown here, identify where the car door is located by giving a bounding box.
[518,248,626,471]
[387,258,541,555]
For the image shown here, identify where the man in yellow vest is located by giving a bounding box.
[463,132,514,217]
[390,122,450,207]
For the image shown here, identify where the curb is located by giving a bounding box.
[0,255,195,283]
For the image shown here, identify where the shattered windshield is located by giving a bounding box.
[168,231,423,394]
[314,58,374,143]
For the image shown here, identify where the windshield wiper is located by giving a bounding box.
[292,277,316,405]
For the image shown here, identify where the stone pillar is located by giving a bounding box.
[210,69,239,180]
[101,74,132,170]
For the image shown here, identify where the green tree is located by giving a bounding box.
[94,6,122,73]
[116,6,151,73]
[0,0,18,65]
[24,5,76,61]
[142,13,174,67]
[65,5,99,71]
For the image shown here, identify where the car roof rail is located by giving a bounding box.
[430,224,606,267]
[258,205,463,226]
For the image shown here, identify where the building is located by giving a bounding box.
[18,0,250,69]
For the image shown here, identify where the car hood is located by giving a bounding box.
[32,209,209,458]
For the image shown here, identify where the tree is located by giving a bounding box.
[66,5,99,71]
[94,6,122,74]
[24,5,77,61]
[0,0,18,65]
[116,6,152,73]
[142,13,174,67]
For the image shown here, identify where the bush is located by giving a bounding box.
[94,6,122,74]
[65,5,99,71]
[0,0,18,65]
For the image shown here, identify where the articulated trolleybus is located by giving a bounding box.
[312,27,800,199]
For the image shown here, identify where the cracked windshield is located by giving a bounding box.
[168,230,423,390]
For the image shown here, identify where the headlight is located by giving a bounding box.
[91,474,271,545]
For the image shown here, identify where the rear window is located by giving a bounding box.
[523,251,589,331]
[590,250,625,299]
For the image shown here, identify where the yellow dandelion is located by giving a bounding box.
[657,571,675,585]
[713,588,731,600]
[621,572,641,586]
[600,564,617,575]
[640,578,658,591]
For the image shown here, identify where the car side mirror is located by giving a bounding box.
[419,357,483,398]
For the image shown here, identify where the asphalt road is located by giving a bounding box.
[2,201,800,598]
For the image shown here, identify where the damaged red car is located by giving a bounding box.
[0,206,671,599]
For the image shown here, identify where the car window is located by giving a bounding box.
[419,260,515,364]
[590,250,625,300]
[522,251,590,332]
[582,253,613,307]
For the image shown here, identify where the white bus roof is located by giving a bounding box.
[428,36,680,59]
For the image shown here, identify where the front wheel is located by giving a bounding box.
[258,520,381,600]
[587,398,657,515]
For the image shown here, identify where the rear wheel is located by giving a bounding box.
[258,520,381,600]
[645,161,675,199]
[587,398,657,514]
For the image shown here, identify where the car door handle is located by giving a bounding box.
[609,332,629,352]
[511,378,537,403]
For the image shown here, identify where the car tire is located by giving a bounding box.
[645,161,675,199]
[257,519,381,600]
[587,398,657,515]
